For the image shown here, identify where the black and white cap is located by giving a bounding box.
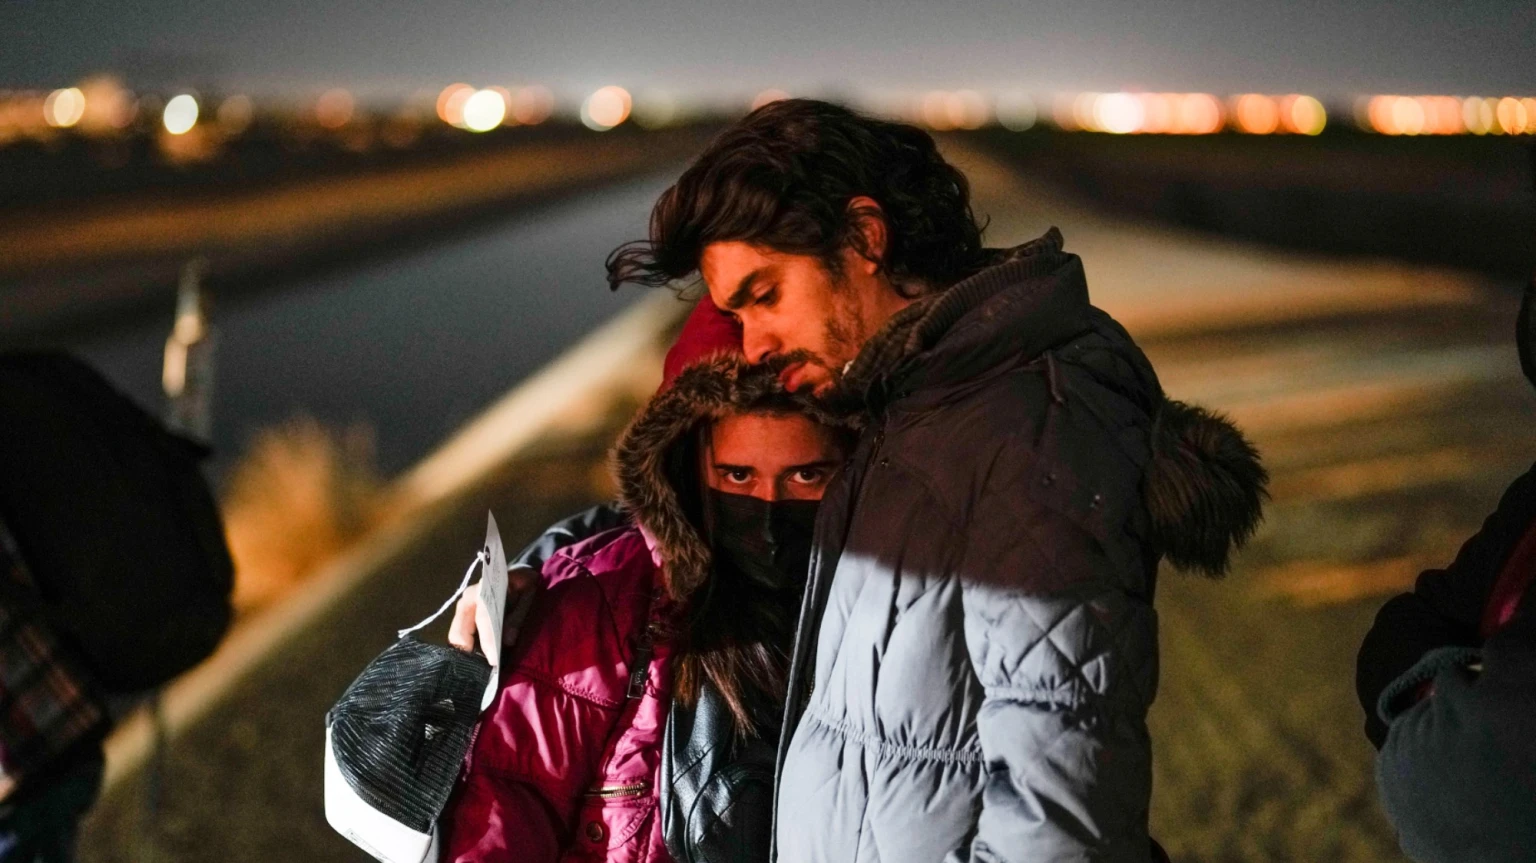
[324,513,508,862]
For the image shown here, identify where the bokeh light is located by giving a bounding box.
[1138,93,1175,134]
[995,93,1037,131]
[437,83,474,127]
[633,91,678,129]
[163,94,199,135]
[1093,92,1143,134]
[1173,94,1224,134]
[461,88,507,132]
[1280,95,1327,135]
[43,88,86,128]
[1233,94,1280,134]
[751,89,790,112]
[582,86,632,131]
[315,89,355,129]
[1496,97,1529,135]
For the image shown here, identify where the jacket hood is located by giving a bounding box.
[613,353,844,603]
[874,228,1268,577]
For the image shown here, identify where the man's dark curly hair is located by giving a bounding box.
[606,99,987,297]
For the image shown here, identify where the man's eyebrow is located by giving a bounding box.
[724,269,766,310]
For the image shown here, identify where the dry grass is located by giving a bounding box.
[220,418,391,612]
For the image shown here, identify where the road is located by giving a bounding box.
[77,138,1536,862]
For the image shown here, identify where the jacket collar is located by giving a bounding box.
[839,228,1094,411]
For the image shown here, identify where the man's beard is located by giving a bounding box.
[766,308,868,413]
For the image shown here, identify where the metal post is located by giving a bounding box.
[162,257,217,443]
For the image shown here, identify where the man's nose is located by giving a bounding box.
[742,325,778,365]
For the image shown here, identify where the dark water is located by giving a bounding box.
[67,170,677,477]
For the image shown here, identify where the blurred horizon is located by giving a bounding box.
[6,0,1534,101]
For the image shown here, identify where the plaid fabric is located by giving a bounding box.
[0,521,106,800]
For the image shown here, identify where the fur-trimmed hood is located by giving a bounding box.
[613,353,838,604]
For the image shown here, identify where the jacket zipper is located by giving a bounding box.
[627,621,658,700]
[584,781,650,799]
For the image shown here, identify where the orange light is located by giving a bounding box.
[1071,92,1100,131]
[43,88,86,128]
[1279,95,1326,135]
[1138,93,1174,134]
[1093,92,1143,134]
[582,86,632,130]
[1391,95,1425,135]
[1496,97,1529,135]
[751,89,790,112]
[1233,94,1280,134]
[948,90,988,129]
[437,83,474,127]
[1523,98,1536,133]
[316,88,355,129]
[920,91,954,130]
[1173,93,1223,134]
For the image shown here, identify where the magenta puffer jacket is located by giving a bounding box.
[439,524,675,863]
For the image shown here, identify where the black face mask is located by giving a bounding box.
[704,489,820,591]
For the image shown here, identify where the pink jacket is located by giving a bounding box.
[439,525,676,863]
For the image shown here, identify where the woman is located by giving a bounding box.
[439,300,853,863]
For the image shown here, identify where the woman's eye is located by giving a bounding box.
[725,469,752,483]
[755,287,777,307]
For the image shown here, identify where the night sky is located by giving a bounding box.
[5,0,1535,101]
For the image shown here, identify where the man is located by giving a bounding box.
[608,99,1268,862]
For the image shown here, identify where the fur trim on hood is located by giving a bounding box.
[612,353,849,603]
[1144,398,1269,577]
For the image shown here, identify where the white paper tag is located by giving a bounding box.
[476,512,508,711]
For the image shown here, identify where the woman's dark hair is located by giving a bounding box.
[607,99,987,297]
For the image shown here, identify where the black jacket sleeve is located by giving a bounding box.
[508,503,628,574]
[1375,610,1536,863]
[1356,463,1536,748]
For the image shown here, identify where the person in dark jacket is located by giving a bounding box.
[1355,282,1536,863]
[607,99,1267,863]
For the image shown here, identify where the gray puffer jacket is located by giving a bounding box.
[772,229,1267,863]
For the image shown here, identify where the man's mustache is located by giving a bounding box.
[762,349,827,375]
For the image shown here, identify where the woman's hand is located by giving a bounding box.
[449,587,481,652]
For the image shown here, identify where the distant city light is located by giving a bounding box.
[751,89,790,111]
[217,95,254,133]
[1137,94,1175,134]
[461,88,507,132]
[437,83,474,128]
[1173,93,1224,134]
[1233,94,1280,134]
[163,94,199,135]
[995,93,1037,131]
[316,89,355,129]
[1281,95,1327,135]
[43,88,86,128]
[1093,92,1143,134]
[582,86,632,131]
[511,86,554,125]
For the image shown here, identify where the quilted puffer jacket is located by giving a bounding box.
[773,229,1267,863]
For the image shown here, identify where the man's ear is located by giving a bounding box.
[846,195,887,275]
